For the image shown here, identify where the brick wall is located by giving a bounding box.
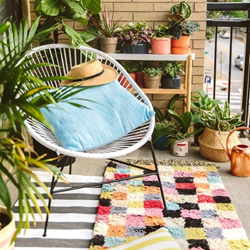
[29,0,206,115]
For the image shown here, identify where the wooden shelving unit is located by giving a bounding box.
[107,53,195,111]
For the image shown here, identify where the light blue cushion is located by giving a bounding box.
[40,80,154,151]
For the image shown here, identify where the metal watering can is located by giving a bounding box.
[216,127,250,177]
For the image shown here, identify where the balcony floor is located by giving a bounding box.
[2,139,250,243]
[73,141,250,240]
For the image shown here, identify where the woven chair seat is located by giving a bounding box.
[24,44,155,159]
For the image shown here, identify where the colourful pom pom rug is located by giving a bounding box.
[90,161,250,250]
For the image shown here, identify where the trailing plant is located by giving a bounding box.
[34,0,101,45]
[166,1,200,40]
[0,17,90,240]
[160,61,185,78]
[200,102,244,131]
[115,21,153,45]
[142,67,162,77]
[90,9,120,37]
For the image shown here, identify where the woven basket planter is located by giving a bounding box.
[198,126,240,162]
[0,206,15,250]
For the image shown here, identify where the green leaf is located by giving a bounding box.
[0,21,11,35]
[164,137,176,147]
[61,0,87,19]
[181,111,192,134]
[0,174,11,214]
[152,127,175,143]
[84,0,101,14]
[153,106,164,122]
[27,16,40,41]
[41,0,60,16]
[168,109,184,127]
[62,21,85,48]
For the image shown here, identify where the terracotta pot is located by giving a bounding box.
[171,36,191,48]
[151,37,171,55]
[161,74,181,89]
[0,206,15,250]
[99,37,117,53]
[171,46,191,55]
[135,71,144,87]
[118,73,136,88]
[143,73,161,89]
[172,139,189,156]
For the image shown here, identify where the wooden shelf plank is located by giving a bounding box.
[141,84,187,94]
[108,53,195,61]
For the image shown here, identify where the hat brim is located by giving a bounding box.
[60,64,118,87]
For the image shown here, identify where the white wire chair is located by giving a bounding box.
[24,44,167,236]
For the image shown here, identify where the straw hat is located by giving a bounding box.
[60,60,118,87]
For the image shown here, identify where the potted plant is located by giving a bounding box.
[116,21,153,54]
[153,94,184,150]
[0,17,86,247]
[154,120,176,150]
[198,101,244,162]
[142,67,162,88]
[118,61,138,88]
[166,1,200,54]
[160,61,185,89]
[151,24,172,55]
[191,89,222,145]
[90,9,120,53]
[153,110,203,156]
[133,61,145,87]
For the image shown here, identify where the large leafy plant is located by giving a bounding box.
[34,0,101,46]
[0,17,89,240]
[166,1,200,40]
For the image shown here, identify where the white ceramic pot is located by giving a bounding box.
[172,139,189,156]
[0,206,15,250]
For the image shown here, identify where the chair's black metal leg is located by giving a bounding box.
[69,163,72,175]
[149,140,168,217]
[43,175,56,237]
[43,158,69,237]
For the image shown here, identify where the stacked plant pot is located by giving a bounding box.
[171,36,191,55]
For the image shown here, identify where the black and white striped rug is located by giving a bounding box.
[13,171,102,250]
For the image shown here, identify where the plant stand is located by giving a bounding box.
[107,53,195,112]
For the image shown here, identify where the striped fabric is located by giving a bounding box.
[13,171,102,250]
[108,228,181,250]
